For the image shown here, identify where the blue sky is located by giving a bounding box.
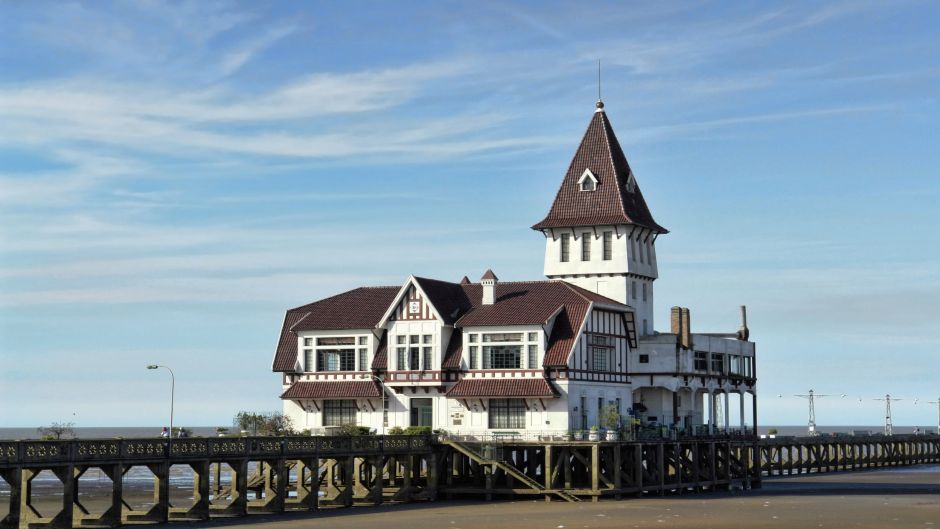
[1,1,938,428]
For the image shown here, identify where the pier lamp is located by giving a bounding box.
[147,365,175,438]
[359,374,386,436]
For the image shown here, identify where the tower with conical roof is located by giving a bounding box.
[533,101,667,335]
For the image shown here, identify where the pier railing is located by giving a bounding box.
[0,434,432,467]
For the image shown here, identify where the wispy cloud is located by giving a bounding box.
[219,23,300,76]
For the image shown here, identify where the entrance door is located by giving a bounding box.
[410,398,433,427]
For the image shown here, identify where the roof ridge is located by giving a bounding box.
[532,113,599,229]
[560,281,595,304]
[413,276,461,287]
[287,285,399,312]
[599,112,630,222]
[562,282,633,308]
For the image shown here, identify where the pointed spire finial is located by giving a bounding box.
[595,59,605,112]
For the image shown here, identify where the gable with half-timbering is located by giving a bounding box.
[389,283,438,322]
[568,308,634,384]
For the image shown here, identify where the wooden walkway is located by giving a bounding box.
[1,433,938,529]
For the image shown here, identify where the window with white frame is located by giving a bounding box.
[590,347,609,371]
[322,400,357,426]
[581,233,591,261]
[422,347,432,370]
[358,348,368,371]
[488,398,526,428]
[578,169,598,192]
[313,336,357,372]
[587,334,614,372]
[303,337,314,372]
[304,349,314,372]
[639,239,645,263]
[478,332,540,369]
[642,282,647,302]
[560,233,570,262]
[602,231,613,260]
[396,347,406,370]
[486,345,520,369]
[393,334,434,370]
[631,281,637,300]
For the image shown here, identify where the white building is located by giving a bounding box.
[273,100,756,436]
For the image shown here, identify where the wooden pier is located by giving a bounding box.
[1,433,938,529]
[758,434,940,476]
[0,436,437,529]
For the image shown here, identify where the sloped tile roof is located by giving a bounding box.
[414,276,473,325]
[532,109,667,233]
[441,331,463,369]
[280,381,381,399]
[290,286,400,331]
[455,281,628,327]
[445,378,558,398]
[272,286,398,372]
[371,331,388,370]
[273,279,631,372]
[542,305,586,367]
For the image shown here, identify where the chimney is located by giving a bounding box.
[680,307,692,349]
[481,269,498,305]
[737,305,750,341]
[670,306,682,335]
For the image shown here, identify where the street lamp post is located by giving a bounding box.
[360,374,386,435]
[147,365,175,437]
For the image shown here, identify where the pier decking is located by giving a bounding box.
[1,434,938,529]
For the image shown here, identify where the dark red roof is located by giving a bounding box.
[532,108,667,233]
[271,286,398,372]
[370,331,388,370]
[445,378,558,398]
[272,311,309,372]
[455,281,627,327]
[441,331,463,369]
[542,305,586,367]
[290,286,399,331]
[274,279,631,373]
[414,276,473,325]
[480,269,498,281]
[280,381,381,399]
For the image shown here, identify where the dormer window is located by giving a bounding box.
[578,168,598,192]
[624,171,636,193]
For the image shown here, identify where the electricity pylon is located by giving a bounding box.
[927,397,940,435]
[794,389,830,436]
[874,394,903,436]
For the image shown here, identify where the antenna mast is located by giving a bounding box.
[597,59,602,102]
